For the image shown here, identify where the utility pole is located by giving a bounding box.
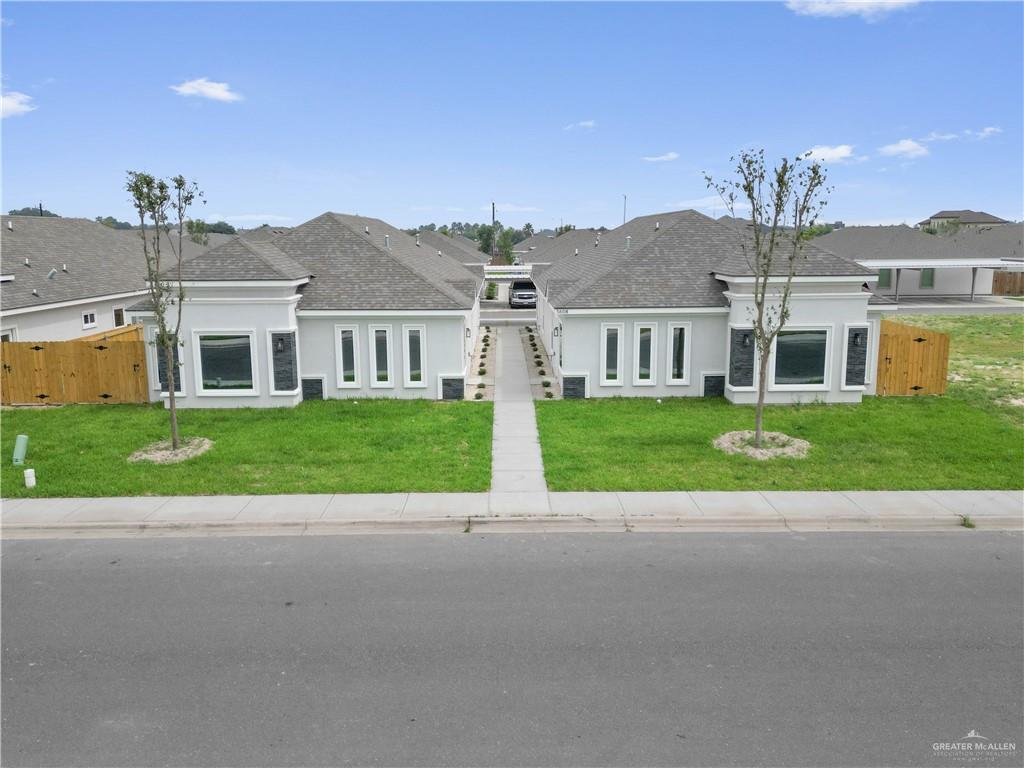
[491,201,496,264]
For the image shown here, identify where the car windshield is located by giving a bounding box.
[512,282,535,291]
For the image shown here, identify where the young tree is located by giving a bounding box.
[127,172,203,450]
[497,227,516,262]
[186,218,209,246]
[706,149,830,447]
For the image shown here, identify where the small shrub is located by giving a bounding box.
[477,382,485,389]
[528,335,535,342]
[544,391,554,399]
[538,369,546,376]
[478,368,486,375]
[474,392,484,400]
[534,353,541,360]
[542,380,551,388]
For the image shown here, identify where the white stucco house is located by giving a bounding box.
[130,212,483,407]
[532,210,892,403]
[0,215,227,342]
[815,225,1022,300]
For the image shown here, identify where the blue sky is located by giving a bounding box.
[2,1,1021,230]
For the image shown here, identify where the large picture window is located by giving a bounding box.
[633,324,655,385]
[369,325,393,388]
[773,329,828,388]
[196,332,256,394]
[667,322,690,385]
[335,325,360,388]
[600,323,623,386]
[403,325,426,388]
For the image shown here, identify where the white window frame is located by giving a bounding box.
[368,324,394,389]
[768,324,833,392]
[402,324,427,389]
[147,325,185,398]
[192,329,259,397]
[599,322,624,387]
[0,326,18,342]
[266,327,301,397]
[632,323,657,386]
[334,324,361,389]
[81,311,97,330]
[112,305,127,328]
[665,321,692,386]
[840,323,870,392]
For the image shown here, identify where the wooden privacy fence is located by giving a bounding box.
[992,271,1024,296]
[78,323,145,342]
[1,339,148,405]
[876,320,949,396]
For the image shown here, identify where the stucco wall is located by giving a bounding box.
[873,266,993,297]
[2,292,147,341]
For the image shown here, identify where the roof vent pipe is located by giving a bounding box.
[625,235,632,251]
[31,288,38,296]
[384,234,390,249]
[574,248,578,256]
[6,221,12,231]
[23,258,30,267]
[364,226,369,234]
[655,221,660,230]
[61,264,68,272]
[47,268,57,279]
[415,233,420,246]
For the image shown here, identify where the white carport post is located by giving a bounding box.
[894,268,902,302]
[970,267,978,302]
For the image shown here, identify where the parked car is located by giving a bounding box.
[509,280,537,309]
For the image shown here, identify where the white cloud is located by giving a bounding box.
[921,130,958,142]
[666,195,751,213]
[804,144,855,163]
[170,77,243,102]
[786,1,919,21]
[878,138,928,158]
[642,151,680,163]
[965,126,1002,140]
[1,91,36,118]
[564,119,596,131]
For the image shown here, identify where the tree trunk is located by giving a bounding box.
[164,344,181,450]
[754,353,770,448]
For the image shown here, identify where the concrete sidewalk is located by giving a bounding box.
[1,490,1021,538]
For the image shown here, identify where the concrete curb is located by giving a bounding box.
[3,513,1020,539]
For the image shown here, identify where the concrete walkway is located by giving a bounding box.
[2,490,1020,538]
[490,326,550,515]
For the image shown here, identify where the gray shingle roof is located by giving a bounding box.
[815,225,971,261]
[948,223,1024,261]
[534,210,870,309]
[513,233,558,258]
[175,212,483,310]
[0,216,220,311]
[416,229,490,265]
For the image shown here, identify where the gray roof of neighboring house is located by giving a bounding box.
[918,209,1010,226]
[169,212,482,310]
[416,229,490,265]
[239,225,293,241]
[513,233,558,259]
[0,216,222,312]
[815,225,975,261]
[948,223,1024,261]
[452,233,486,257]
[534,210,871,309]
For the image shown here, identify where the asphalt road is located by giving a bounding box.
[3,533,1022,767]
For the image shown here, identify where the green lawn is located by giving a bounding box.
[535,396,1022,492]
[1,400,492,498]
[900,314,1024,428]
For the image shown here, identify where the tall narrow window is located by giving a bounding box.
[667,323,690,384]
[270,330,298,394]
[335,325,360,388]
[601,323,623,386]
[370,325,393,387]
[403,325,426,387]
[113,307,126,327]
[877,268,892,289]
[919,268,935,288]
[633,324,655,385]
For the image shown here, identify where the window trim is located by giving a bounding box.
[368,324,394,389]
[700,370,726,397]
[266,327,301,397]
[0,325,18,342]
[665,321,692,386]
[81,311,97,330]
[192,329,259,397]
[402,324,428,389]
[840,323,870,392]
[301,375,327,401]
[334,324,361,389]
[632,323,657,386]
[919,268,935,289]
[112,305,127,328]
[768,324,832,392]
[599,322,624,387]
[147,326,185,398]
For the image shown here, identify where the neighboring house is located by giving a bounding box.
[0,216,224,341]
[917,210,1010,229]
[533,210,887,404]
[130,212,484,408]
[815,225,1017,300]
[512,233,557,261]
[416,229,490,267]
[517,229,603,280]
